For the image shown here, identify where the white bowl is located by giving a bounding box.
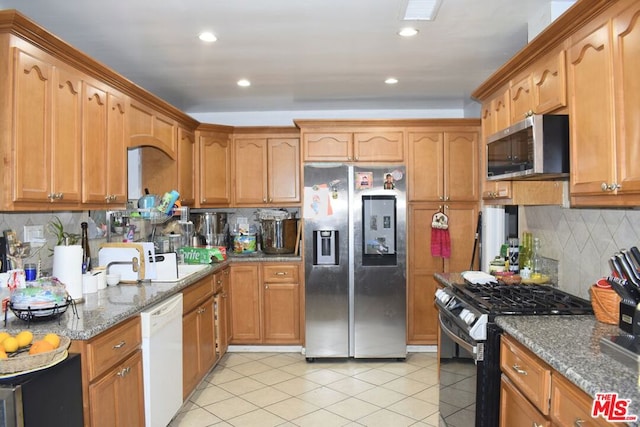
[106,273,121,286]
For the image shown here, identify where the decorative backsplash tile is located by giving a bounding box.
[520,206,640,299]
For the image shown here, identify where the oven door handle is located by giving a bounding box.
[439,313,477,357]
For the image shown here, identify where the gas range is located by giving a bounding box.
[435,283,593,342]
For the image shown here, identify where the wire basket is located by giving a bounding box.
[0,335,71,376]
[590,285,620,325]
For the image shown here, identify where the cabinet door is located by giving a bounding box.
[614,3,640,196]
[354,131,404,162]
[182,307,200,399]
[13,48,53,203]
[89,350,145,427]
[445,131,479,202]
[443,204,480,272]
[199,296,217,373]
[407,203,444,344]
[500,376,550,427]
[229,264,262,343]
[268,138,300,204]
[568,22,616,197]
[407,131,444,202]
[106,92,127,204]
[302,132,352,161]
[493,89,511,131]
[129,101,177,158]
[177,126,196,205]
[51,66,82,204]
[198,130,231,206]
[233,138,268,205]
[533,50,567,114]
[551,374,613,427]
[264,282,300,343]
[82,81,109,204]
[510,74,533,123]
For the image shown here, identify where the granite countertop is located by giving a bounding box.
[3,253,301,341]
[497,316,640,426]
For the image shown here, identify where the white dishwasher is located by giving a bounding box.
[141,293,183,427]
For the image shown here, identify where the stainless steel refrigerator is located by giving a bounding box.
[303,164,406,359]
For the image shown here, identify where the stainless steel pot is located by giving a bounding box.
[193,212,227,246]
[260,219,298,254]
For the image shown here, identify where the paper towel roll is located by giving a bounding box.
[52,245,83,301]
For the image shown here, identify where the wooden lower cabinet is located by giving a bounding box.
[229,262,302,345]
[182,276,217,399]
[69,316,144,427]
[501,334,623,427]
[88,350,145,427]
[214,267,231,357]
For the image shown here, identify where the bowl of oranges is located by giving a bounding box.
[0,330,70,376]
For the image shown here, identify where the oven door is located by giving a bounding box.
[438,310,478,427]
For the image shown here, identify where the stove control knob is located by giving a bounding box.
[459,309,469,320]
[464,312,476,324]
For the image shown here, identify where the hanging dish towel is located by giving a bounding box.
[431,211,451,258]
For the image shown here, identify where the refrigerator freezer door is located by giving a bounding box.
[304,164,350,358]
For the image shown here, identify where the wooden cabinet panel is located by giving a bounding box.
[88,350,145,427]
[353,131,404,162]
[613,2,640,196]
[263,282,300,342]
[492,89,511,134]
[82,81,109,204]
[501,334,551,415]
[500,375,550,427]
[214,267,230,357]
[568,22,616,197]
[182,307,200,398]
[129,100,177,158]
[177,126,196,205]
[509,74,533,123]
[445,132,479,202]
[303,132,352,161]
[532,49,567,114]
[408,132,444,202]
[443,204,480,273]
[551,374,614,427]
[86,316,142,381]
[105,92,128,204]
[234,138,268,205]
[268,138,300,203]
[198,128,231,206]
[229,264,262,343]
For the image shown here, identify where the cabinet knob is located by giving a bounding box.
[601,182,621,192]
[265,284,269,289]
[117,367,131,377]
[573,419,584,427]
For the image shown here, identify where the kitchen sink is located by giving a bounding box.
[151,263,209,282]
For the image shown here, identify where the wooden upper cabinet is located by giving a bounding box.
[177,126,196,206]
[445,132,479,202]
[128,100,177,159]
[408,132,444,202]
[353,131,404,162]
[13,48,82,207]
[82,81,127,207]
[613,1,640,197]
[492,89,511,135]
[532,49,567,114]
[302,132,352,161]
[233,131,300,206]
[568,21,616,198]
[509,74,533,123]
[197,128,232,206]
[301,126,403,162]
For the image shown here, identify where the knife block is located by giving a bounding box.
[619,300,640,335]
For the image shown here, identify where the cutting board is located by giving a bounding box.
[153,252,178,281]
[98,242,157,282]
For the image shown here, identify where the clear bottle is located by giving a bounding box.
[532,237,542,275]
[520,231,533,270]
[81,221,91,273]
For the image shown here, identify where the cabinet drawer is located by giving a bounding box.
[87,316,141,381]
[262,264,299,283]
[500,375,550,427]
[183,275,214,313]
[501,334,551,415]
[551,374,616,427]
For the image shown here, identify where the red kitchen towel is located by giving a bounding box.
[431,228,451,258]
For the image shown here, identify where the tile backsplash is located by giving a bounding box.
[520,205,640,299]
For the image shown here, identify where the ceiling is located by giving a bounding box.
[0,0,568,114]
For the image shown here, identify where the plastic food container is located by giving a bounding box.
[233,234,257,253]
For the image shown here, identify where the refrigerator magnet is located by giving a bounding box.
[356,172,373,189]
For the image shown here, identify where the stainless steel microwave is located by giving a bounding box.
[486,114,569,180]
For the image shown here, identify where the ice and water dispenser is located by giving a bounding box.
[313,230,339,265]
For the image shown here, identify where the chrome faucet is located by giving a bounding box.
[106,258,140,275]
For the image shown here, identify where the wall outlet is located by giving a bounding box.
[24,225,46,247]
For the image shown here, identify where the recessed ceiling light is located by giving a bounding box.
[398,27,419,37]
[385,78,399,85]
[198,32,217,42]
[403,0,442,21]
[237,79,251,87]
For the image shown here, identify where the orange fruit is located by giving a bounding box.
[0,350,6,359]
[29,340,54,355]
[2,337,18,353]
[43,333,61,349]
[16,331,33,348]
[0,332,11,344]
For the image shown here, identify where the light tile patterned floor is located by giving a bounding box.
[169,352,441,427]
